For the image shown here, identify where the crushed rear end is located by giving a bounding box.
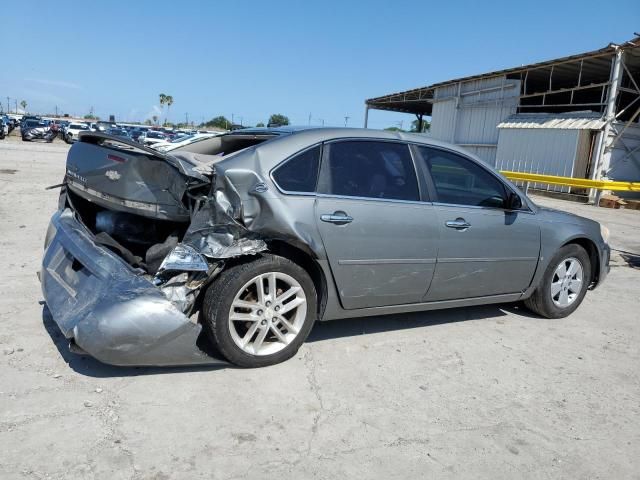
[40,132,269,366]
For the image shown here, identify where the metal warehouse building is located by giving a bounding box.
[365,36,640,199]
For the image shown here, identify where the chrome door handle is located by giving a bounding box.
[320,211,353,225]
[445,218,471,229]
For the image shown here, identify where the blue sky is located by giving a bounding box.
[2,1,639,128]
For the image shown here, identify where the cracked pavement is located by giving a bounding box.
[1,139,639,479]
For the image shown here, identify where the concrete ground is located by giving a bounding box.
[1,139,639,480]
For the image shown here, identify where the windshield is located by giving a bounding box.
[70,124,89,130]
[147,131,165,139]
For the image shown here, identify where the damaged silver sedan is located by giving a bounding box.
[41,127,610,367]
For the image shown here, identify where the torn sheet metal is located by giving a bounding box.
[40,210,224,367]
[183,189,267,259]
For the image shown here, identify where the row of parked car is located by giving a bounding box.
[0,115,221,150]
[0,114,20,139]
[63,123,219,151]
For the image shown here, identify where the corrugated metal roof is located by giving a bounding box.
[365,36,640,115]
[497,113,605,130]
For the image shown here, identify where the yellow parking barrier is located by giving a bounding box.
[499,171,640,192]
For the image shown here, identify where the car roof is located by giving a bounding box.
[236,126,474,156]
[209,126,492,174]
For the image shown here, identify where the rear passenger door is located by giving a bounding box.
[315,139,439,309]
[414,146,540,301]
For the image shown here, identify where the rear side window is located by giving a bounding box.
[272,145,321,193]
[417,146,507,208]
[319,141,419,201]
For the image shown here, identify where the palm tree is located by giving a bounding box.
[164,95,173,125]
[20,100,27,113]
[159,93,167,123]
[152,115,158,125]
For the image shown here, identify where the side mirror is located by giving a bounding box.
[506,193,523,210]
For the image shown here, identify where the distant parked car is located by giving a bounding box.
[20,115,42,129]
[64,123,91,143]
[138,130,166,146]
[106,127,130,138]
[129,127,149,141]
[151,133,217,152]
[0,116,8,139]
[21,120,55,142]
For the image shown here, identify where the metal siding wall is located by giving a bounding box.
[495,129,581,193]
[430,76,519,166]
[573,130,593,179]
[609,122,640,199]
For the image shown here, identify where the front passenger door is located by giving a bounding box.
[415,146,541,301]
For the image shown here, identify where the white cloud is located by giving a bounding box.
[25,78,82,90]
[144,105,162,121]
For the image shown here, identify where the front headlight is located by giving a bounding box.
[600,224,610,244]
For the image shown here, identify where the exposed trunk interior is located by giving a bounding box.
[67,188,188,274]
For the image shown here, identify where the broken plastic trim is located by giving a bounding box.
[158,244,209,273]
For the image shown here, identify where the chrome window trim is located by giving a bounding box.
[317,138,423,203]
[432,201,536,215]
[269,143,323,196]
[315,192,431,206]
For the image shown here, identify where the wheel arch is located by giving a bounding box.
[562,237,600,287]
[265,240,328,320]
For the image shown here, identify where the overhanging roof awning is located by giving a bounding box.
[365,87,435,115]
[366,36,640,116]
[497,112,606,130]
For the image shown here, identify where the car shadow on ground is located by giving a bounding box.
[307,302,538,342]
[42,302,540,378]
[616,250,640,269]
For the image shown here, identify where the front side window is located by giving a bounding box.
[417,146,506,208]
[272,145,321,193]
[319,141,419,201]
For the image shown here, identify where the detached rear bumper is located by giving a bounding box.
[40,209,223,367]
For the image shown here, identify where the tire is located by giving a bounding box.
[524,243,591,319]
[202,254,317,367]
[64,134,73,144]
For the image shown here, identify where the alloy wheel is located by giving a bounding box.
[550,257,584,308]
[228,272,307,356]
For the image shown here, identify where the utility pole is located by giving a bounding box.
[344,116,350,127]
[239,116,243,126]
[185,112,189,126]
[308,113,312,125]
[231,113,235,125]
[6,97,9,113]
[14,100,17,114]
[55,105,58,117]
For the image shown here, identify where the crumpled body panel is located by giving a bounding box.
[41,210,224,366]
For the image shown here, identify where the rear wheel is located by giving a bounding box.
[202,254,317,367]
[524,244,591,318]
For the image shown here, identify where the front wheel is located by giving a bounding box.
[524,244,591,318]
[202,254,317,367]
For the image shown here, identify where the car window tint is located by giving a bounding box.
[321,141,419,201]
[417,146,506,208]
[272,145,321,193]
